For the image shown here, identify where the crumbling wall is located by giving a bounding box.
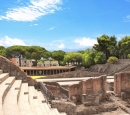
[51,100,76,115]
[69,75,106,105]
[45,84,60,95]
[0,56,36,86]
[114,72,130,100]
[44,82,69,97]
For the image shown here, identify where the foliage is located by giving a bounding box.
[127,54,130,59]
[1,34,130,68]
[94,52,106,64]
[64,52,83,66]
[107,56,118,64]
[59,60,66,66]
[51,50,65,65]
[0,46,6,57]
[118,36,130,58]
[82,50,96,68]
[93,35,117,59]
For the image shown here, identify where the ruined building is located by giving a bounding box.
[114,72,130,100]
[69,75,106,105]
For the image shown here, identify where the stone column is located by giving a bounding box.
[29,70,31,75]
[102,75,106,100]
[33,70,34,75]
[49,70,51,75]
[114,73,122,96]
[42,70,44,75]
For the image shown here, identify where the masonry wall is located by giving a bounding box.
[69,75,106,103]
[45,84,60,95]
[114,72,130,98]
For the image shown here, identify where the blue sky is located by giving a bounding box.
[0,0,130,51]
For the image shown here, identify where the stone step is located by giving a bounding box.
[0,70,3,74]
[29,86,43,115]
[0,77,15,104]
[0,73,9,84]
[49,108,61,115]
[60,112,67,115]
[0,77,15,115]
[3,80,22,115]
[37,89,67,115]
[18,83,35,115]
[37,91,46,103]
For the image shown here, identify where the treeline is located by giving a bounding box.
[0,34,130,67]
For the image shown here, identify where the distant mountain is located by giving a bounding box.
[49,48,87,52]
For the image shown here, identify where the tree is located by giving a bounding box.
[94,52,106,64]
[118,36,130,59]
[25,51,31,59]
[64,52,83,66]
[6,45,26,66]
[6,45,50,66]
[0,46,6,57]
[64,54,71,66]
[82,50,96,68]
[93,34,117,59]
[51,50,65,65]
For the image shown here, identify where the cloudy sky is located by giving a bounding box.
[0,0,130,51]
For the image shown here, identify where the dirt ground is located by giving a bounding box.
[76,96,130,115]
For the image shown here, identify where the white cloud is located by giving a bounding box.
[126,0,130,2]
[74,37,97,47]
[30,23,38,26]
[34,24,38,26]
[123,15,130,22]
[0,36,26,46]
[58,43,65,49]
[50,43,53,46]
[0,0,62,21]
[48,27,55,30]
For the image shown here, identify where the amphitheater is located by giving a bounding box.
[0,55,130,115]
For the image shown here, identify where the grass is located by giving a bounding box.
[31,76,47,79]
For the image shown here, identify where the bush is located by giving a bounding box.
[107,56,118,64]
[127,54,130,59]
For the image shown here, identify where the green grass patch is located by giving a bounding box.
[31,76,47,79]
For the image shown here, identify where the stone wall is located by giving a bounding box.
[44,82,69,97]
[114,72,130,100]
[0,56,37,86]
[45,84,60,95]
[51,100,76,115]
[87,59,130,75]
[69,75,106,105]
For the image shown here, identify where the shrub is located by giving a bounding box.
[107,56,118,64]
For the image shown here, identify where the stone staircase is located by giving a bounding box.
[0,70,66,115]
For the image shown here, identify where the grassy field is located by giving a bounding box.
[31,76,47,79]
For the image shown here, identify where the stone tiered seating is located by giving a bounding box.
[3,80,22,115]
[0,70,66,115]
[0,73,9,84]
[18,83,34,115]
[0,75,15,115]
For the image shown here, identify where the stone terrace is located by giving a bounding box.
[0,56,67,115]
[0,70,67,115]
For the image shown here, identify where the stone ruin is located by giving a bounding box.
[69,75,106,106]
[1,55,130,114]
[114,72,130,101]
[0,56,36,86]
